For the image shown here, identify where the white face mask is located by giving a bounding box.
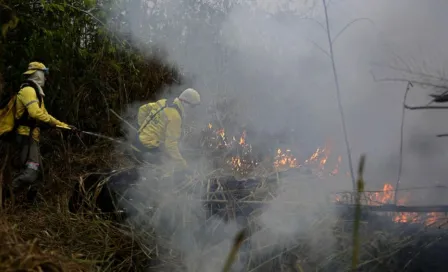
[28,70,46,96]
[28,70,46,87]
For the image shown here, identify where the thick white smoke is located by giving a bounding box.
[108,0,448,270]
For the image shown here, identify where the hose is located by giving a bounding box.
[56,126,141,152]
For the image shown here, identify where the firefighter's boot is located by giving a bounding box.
[12,164,39,195]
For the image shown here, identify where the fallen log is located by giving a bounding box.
[67,163,448,230]
[336,203,448,213]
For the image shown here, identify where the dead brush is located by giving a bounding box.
[1,201,164,272]
[0,218,85,272]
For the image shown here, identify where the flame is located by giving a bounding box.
[365,183,444,225]
[270,142,342,174]
[204,128,256,175]
[217,128,225,139]
[331,156,342,175]
[239,130,246,145]
[231,157,242,168]
[304,145,331,168]
[425,212,439,226]
[371,183,395,204]
[273,149,298,170]
[335,194,342,203]
[204,122,342,175]
[203,122,445,226]
[306,148,321,163]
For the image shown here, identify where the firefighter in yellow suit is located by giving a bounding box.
[12,62,73,198]
[134,88,200,172]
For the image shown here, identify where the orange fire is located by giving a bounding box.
[274,149,298,169]
[367,183,443,225]
[239,130,246,145]
[272,143,337,173]
[331,156,342,175]
[424,212,440,226]
[213,128,256,175]
[304,144,332,170]
[205,124,337,174]
[204,124,444,226]
[217,128,225,139]
[370,183,395,204]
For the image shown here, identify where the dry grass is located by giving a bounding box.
[0,138,156,271]
[1,161,448,271]
[0,201,161,272]
[0,213,87,272]
[0,94,447,271]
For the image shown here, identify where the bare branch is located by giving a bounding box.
[322,0,356,192]
[307,38,330,58]
[404,104,448,110]
[394,82,412,205]
[299,17,327,33]
[331,18,375,45]
[373,76,448,89]
[370,62,448,83]
[383,46,414,73]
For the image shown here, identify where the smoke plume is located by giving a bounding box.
[107,0,448,270]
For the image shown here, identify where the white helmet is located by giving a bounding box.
[179,88,201,106]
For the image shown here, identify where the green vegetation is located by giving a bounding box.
[1,1,447,272]
[0,0,181,195]
[0,0,180,137]
[0,1,180,270]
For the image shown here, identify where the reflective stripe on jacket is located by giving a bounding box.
[137,98,186,169]
[15,86,68,141]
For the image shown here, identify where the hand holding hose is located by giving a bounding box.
[55,124,81,135]
[68,125,81,133]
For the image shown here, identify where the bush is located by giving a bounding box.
[0,3,182,270]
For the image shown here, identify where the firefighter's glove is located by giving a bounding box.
[68,125,81,133]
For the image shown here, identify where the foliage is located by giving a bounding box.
[0,4,182,270]
[0,0,181,139]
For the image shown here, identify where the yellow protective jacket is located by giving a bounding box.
[137,98,187,169]
[15,86,68,141]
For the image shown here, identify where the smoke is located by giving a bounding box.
[106,0,448,270]
[125,166,242,271]
[115,0,448,185]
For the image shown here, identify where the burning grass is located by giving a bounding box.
[1,98,448,271]
[3,161,448,271]
[250,211,448,271]
[201,114,448,227]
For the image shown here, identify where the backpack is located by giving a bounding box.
[133,99,182,152]
[0,80,42,141]
[137,99,182,134]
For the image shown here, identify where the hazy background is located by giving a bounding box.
[110,0,448,190]
[108,1,448,270]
